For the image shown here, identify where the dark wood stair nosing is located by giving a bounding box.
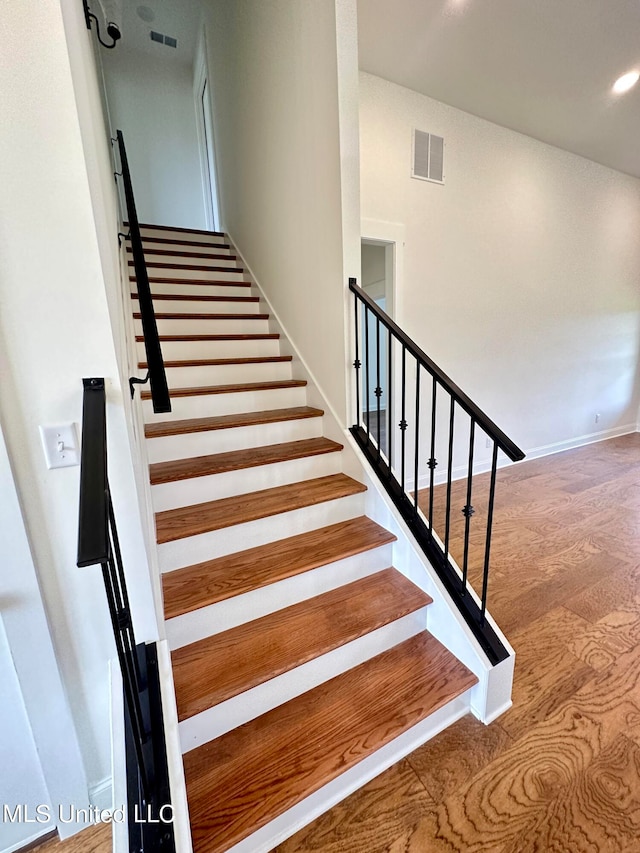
[132,222,226,237]
[133,312,268,321]
[145,406,324,439]
[141,379,306,401]
[139,355,292,369]
[155,473,367,543]
[131,277,252,287]
[149,437,343,485]
[135,334,279,342]
[129,261,244,272]
[131,293,259,303]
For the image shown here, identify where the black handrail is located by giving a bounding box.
[350,280,524,462]
[349,279,525,664]
[114,130,171,415]
[77,379,174,851]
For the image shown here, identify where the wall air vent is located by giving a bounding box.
[412,129,445,184]
[149,30,178,48]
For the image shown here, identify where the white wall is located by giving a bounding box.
[102,47,206,229]
[359,72,640,458]
[0,0,159,822]
[203,0,360,424]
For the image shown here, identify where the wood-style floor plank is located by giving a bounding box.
[184,632,477,853]
[155,473,366,543]
[145,406,323,439]
[133,312,268,321]
[162,516,396,619]
[278,434,640,853]
[172,569,432,720]
[150,437,342,484]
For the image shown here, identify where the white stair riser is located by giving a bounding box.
[152,452,343,512]
[143,385,307,422]
[142,339,280,361]
[147,417,324,464]
[144,283,252,298]
[133,298,261,316]
[139,254,240,268]
[158,492,366,571]
[165,543,394,649]
[141,241,233,257]
[161,361,292,389]
[131,266,245,282]
[135,317,270,336]
[138,228,227,245]
[179,608,429,752]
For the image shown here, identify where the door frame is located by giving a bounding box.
[193,29,221,232]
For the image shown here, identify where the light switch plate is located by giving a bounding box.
[39,423,80,469]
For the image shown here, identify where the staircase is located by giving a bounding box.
[130,223,479,853]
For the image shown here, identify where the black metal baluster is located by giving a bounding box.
[364,304,370,437]
[461,419,476,594]
[413,361,421,515]
[400,346,407,492]
[100,558,150,799]
[444,397,455,562]
[376,317,381,460]
[481,442,499,622]
[353,288,361,427]
[387,327,393,476]
[428,378,437,537]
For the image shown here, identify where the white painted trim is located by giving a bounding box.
[110,659,128,853]
[224,691,472,853]
[414,421,639,490]
[89,778,113,811]
[156,641,193,853]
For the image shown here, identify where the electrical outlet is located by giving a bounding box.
[595,413,601,424]
[39,424,80,469]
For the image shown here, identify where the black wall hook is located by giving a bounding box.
[83,0,121,49]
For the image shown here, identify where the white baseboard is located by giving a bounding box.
[89,778,112,811]
[415,422,639,490]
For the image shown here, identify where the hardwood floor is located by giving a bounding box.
[275,433,640,852]
[30,823,111,853]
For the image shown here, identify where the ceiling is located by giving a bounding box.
[115,0,203,64]
[357,0,640,179]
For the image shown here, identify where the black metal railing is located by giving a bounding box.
[349,279,525,664]
[77,378,174,852]
[114,130,171,414]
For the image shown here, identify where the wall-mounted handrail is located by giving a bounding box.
[114,129,171,415]
[349,278,525,664]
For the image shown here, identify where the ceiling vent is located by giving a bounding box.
[412,129,445,184]
[150,30,178,48]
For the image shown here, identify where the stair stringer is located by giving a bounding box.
[227,231,515,726]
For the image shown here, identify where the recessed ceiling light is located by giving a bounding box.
[613,70,639,94]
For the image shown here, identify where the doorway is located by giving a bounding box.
[194,39,221,232]
[360,239,394,455]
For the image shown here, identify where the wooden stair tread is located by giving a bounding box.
[145,406,323,438]
[163,516,396,619]
[184,632,478,853]
[150,437,343,485]
[140,379,305,400]
[135,334,279,342]
[131,277,252,287]
[129,247,236,261]
[172,569,432,720]
[139,355,292,369]
[130,261,243,272]
[133,312,268,320]
[132,293,259,303]
[155,473,366,543]
[140,236,231,250]
[135,222,225,237]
